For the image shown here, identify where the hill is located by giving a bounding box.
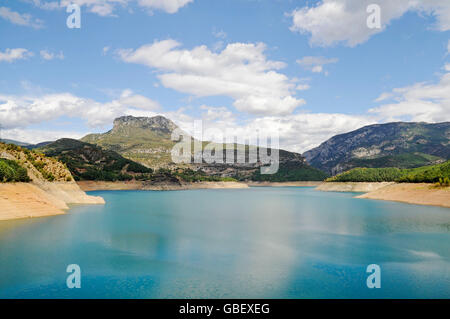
[36,138,243,183]
[327,160,450,184]
[0,142,74,182]
[303,122,450,175]
[0,139,30,147]
[0,142,104,220]
[81,115,327,181]
[37,138,153,181]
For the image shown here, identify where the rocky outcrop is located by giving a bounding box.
[112,115,179,134]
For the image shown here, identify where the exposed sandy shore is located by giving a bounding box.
[247,181,322,187]
[316,182,450,208]
[77,180,249,191]
[357,183,450,208]
[315,182,394,193]
[0,182,105,221]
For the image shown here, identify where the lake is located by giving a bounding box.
[0,187,449,298]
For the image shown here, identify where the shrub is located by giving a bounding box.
[0,159,31,182]
[329,161,450,183]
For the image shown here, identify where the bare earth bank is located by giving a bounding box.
[247,181,322,187]
[77,180,249,192]
[315,182,394,192]
[316,182,450,208]
[357,183,450,208]
[0,182,104,221]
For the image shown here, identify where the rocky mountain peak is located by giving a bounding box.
[113,115,179,133]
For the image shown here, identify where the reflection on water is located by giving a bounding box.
[0,187,449,298]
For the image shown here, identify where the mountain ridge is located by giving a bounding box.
[304,121,450,175]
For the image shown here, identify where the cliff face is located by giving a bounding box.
[303,122,450,175]
[0,142,104,221]
[112,115,178,134]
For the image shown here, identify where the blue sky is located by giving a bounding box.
[0,0,449,152]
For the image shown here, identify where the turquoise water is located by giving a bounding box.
[0,187,449,298]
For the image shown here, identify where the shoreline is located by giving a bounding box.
[0,182,104,221]
[247,181,322,187]
[315,182,394,193]
[317,182,450,208]
[77,180,323,192]
[356,183,450,208]
[78,180,450,208]
[77,180,249,192]
[2,180,448,222]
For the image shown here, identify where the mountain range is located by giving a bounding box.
[79,115,326,181]
[304,122,450,175]
[4,117,450,180]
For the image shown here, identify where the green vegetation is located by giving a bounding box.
[249,164,328,182]
[38,138,153,182]
[328,161,450,183]
[1,142,67,182]
[0,159,30,182]
[438,177,450,186]
[397,161,450,183]
[346,153,443,169]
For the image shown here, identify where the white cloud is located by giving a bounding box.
[212,29,227,39]
[172,107,375,153]
[40,50,64,60]
[29,0,193,16]
[23,0,60,11]
[118,40,305,116]
[137,0,193,14]
[289,0,450,47]
[119,89,161,110]
[0,90,159,130]
[0,87,375,152]
[370,66,450,122]
[0,6,44,29]
[296,56,338,74]
[0,128,84,144]
[0,48,33,63]
[296,84,311,91]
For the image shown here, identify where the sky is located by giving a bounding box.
[0,0,449,153]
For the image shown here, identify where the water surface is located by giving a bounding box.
[0,187,449,298]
